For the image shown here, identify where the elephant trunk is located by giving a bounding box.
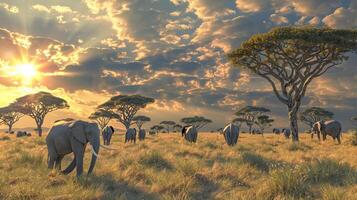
[87,136,100,175]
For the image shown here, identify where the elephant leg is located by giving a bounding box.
[75,150,84,177]
[62,157,76,175]
[48,155,56,169]
[55,156,64,170]
[337,135,341,144]
[317,132,321,141]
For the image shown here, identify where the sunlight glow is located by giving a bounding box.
[10,63,38,85]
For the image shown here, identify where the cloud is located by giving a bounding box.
[323,7,357,28]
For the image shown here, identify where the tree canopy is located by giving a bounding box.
[98,94,154,129]
[0,105,23,132]
[89,109,119,130]
[229,27,357,141]
[300,107,334,128]
[181,116,212,130]
[255,115,274,133]
[11,92,69,136]
[150,125,164,134]
[133,115,151,130]
[160,121,176,133]
[235,106,270,133]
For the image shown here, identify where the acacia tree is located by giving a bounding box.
[235,106,270,134]
[0,105,24,133]
[255,115,274,134]
[132,115,151,130]
[300,107,334,128]
[11,92,69,136]
[229,27,357,141]
[98,95,154,130]
[89,109,119,130]
[150,125,164,134]
[160,121,176,133]
[181,116,212,130]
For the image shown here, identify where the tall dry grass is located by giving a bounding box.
[0,132,356,200]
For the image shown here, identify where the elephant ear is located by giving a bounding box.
[110,126,115,133]
[69,121,87,144]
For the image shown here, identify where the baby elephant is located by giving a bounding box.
[125,128,137,144]
[312,120,342,144]
[182,126,198,143]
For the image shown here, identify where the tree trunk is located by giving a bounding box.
[8,124,12,133]
[248,125,252,134]
[37,124,43,137]
[288,107,299,142]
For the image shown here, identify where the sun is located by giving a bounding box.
[11,63,38,85]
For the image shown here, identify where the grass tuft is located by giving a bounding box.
[268,167,310,198]
[350,132,357,146]
[303,159,357,186]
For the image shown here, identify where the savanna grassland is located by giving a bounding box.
[0,132,357,200]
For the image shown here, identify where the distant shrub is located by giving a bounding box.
[241,152,270,172]
[0,136,10,141]
[303,159,356,186]
[139,151,172,170]
[350,132,357,146]
[268,168,310,198]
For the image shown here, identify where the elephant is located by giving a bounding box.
[273,128,281,135]
[138,129,146,141]
[182,126,198,143]
[16,131,28,137]
[46,120,100,177]
[282,128,291,139]
[102,126,115,145]
[125,128,136,143]
[222,123,239,146]
[312,120,342,144]
[181,125,191,137]
[252,128,262,135]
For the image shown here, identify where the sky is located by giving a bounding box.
[0,0,356,131]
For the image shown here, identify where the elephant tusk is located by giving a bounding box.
[90,145,99,158]
[100,144,120,150]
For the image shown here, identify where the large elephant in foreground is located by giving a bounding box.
[102,126,115,145]
[125,128,136,143]
[46,120,100,177]
[312,120,342,144]
[222,123,239,146]
[182,126,198,143]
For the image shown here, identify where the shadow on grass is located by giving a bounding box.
[79,174,159,200]
[139,151,173,171]
[190,173,219,200]
[241,151,288,172]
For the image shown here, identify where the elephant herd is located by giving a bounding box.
[44,119,343,177]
